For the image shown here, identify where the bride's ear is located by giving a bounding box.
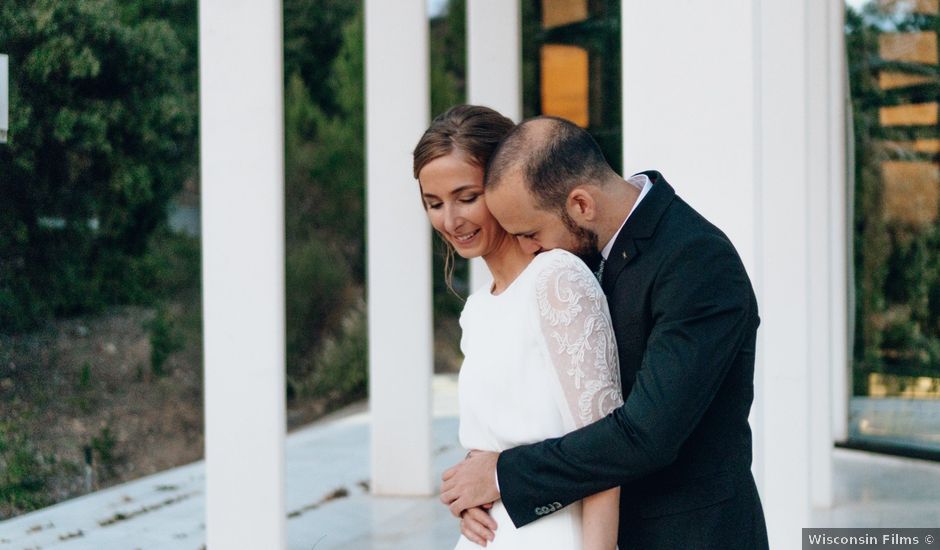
[567,187,596,223]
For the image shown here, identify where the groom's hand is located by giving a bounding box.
[440,450,500,517]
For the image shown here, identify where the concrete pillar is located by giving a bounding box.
[365,0,434,496]
[620,0,757,266]
[807,0,846,509]
[199,1,286,548]
[757,0,846,537]
[467,0,521,294]
[758,0,813,539]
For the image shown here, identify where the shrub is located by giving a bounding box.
[303,298,368,402]
[145,308,183,377]
[286,238,351,374]
[0,422,53,517]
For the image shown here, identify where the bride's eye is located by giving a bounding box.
[427,202,443,210]
[460,195,479,204]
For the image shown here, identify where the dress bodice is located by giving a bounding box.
[454,249,623,549]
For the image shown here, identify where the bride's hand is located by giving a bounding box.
[460,505,497,546]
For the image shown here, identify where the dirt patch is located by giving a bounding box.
[0,303,204,519]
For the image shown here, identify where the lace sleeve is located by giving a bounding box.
[535,252,623,431]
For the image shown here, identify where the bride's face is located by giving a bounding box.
[418,151,506,259]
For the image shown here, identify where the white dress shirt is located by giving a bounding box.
[601,173,653,260]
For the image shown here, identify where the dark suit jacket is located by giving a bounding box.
[497,171,769,549]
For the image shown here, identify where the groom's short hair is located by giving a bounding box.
[484,116,613,212]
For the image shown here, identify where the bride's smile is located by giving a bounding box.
[453,229,480,243]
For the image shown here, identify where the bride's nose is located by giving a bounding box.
[443,204,464,235]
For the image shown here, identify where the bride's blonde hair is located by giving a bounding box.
[412,105,515,294]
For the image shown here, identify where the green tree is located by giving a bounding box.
[430,0,466,117]
[0,0,198,331]
[283,9,366,396]
[284,0,360,118]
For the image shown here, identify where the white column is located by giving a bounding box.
[758,0,812,540]
[200,1,285,549]
[467,0,521,294]
[620,0,757,271]
[365,0,434,496]
[807,0,835,510]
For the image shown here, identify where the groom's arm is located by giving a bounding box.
[496,233,756,529]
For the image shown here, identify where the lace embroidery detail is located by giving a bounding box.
[535,252,623,429]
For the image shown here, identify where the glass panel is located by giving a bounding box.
[0,2,202,518]
[846,0,940,454]
[522,0,622,171]
[282,1,367,428]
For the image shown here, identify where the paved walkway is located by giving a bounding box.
[1,374,939,549]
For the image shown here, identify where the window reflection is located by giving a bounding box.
[846,0,940,455]
[540,44,590,127]
[542,0,588,29]
[522,0,622,170]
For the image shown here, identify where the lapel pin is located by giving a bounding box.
[622,251,628,259]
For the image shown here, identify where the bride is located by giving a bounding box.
[413,104,623,550]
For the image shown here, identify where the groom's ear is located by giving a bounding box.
[567,187,597,223]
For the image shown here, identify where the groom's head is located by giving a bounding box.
[484,116,618,260]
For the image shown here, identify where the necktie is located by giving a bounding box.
[594,258,606,284]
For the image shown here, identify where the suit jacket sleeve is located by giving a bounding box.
[496,233,756,528]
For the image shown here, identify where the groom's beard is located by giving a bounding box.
[561,210,602,268]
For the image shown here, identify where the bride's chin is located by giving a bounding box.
[453,249,481,260]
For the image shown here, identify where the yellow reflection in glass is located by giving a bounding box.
[542,0,588,29]
[879,102,939,126]
[879,71,937,90]
[878,0,940,15]
[881,160,940,227]
[868,373,940,398]
[879,31,939,65]
[540,44,589,127]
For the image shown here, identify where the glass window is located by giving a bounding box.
[846,0,940,455]
[523,0,622,171]
[0,2,203,518]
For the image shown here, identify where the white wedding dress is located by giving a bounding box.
[453,249,623,550]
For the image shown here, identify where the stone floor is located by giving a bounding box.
[1,374,939,549]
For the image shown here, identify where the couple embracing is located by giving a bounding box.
[413,105,769,550]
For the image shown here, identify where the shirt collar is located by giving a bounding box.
[601,174,653,260]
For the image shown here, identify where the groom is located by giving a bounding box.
[440,117,769,549]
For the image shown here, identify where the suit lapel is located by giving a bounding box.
[602,171,676,294]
